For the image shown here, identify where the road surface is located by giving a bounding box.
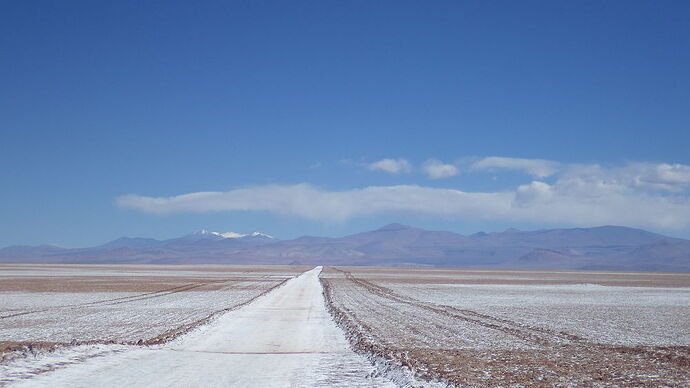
[11,267,395,387]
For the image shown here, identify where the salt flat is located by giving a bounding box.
[0,264,302,344]
[321,267,690,386]
[7,267,393,387]
[4,265,688,387]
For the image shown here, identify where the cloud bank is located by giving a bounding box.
[117,160,690,230]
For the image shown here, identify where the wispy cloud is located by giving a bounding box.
[117,160,690,230]
[471,156,560,178]
[562,162,690,193]
[422,159,459,179]
[366,158,412,174]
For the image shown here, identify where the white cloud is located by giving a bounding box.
[422,159,459,179]
[117,177,690,230]
[117,184,508,222]
[471,156,560,178]
[366,158,411,174]
[117,158,690,231]
[514,181,554,206]
[561,162,690,193]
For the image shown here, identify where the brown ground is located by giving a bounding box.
[321,266,690,386]
[0,276,289,293]
[0,264,310,292]
[0,264,308,362]
[330,266,690,287]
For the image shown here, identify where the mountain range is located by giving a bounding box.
[1,224,689,272]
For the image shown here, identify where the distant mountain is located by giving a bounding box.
[170,229,227,243]
[168,230,275,242]
[0,230,277,263]
[96,237,162,250]
[0,244,68,258]
[0,224,688,272]
[518,248,575,264]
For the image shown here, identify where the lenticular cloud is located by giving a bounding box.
[117,179,690,230]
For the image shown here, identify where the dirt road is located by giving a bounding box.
[10,267,394,387]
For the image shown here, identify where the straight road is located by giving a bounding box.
[12,267,394,387]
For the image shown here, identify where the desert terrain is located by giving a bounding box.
[0,265,306,361]
[1,264,689,386]
[322,267,690,386]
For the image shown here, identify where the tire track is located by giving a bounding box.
[141,276,290,345]
[0,275,291,356]
[0,276,297,387]
[334,267,583,346]
[0,276,272,319]
[322,267,690,386]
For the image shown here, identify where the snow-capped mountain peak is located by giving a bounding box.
[192,229,216,236]
[191,230,274,240]
[247,232,274,239]
[217,232,246,239]
[222,231,275,239]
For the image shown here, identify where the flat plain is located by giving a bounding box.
[1,264,689,386]
[321,267,690,386]
[0,264,307,347]
[4,267,394,388]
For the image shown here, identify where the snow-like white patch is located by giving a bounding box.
[0,281,282,343]
[0,344,134,385]
[387,282,690,346]
[3,268,396,387]
[216,231,245,238]
[194,230,274,239]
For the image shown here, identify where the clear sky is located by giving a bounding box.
[2,0,690,247]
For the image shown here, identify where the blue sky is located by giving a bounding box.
[2,0,690,247]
